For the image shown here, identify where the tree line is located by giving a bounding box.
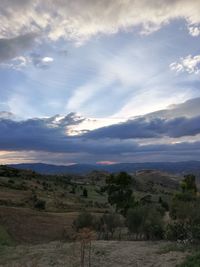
[73,172,200,242]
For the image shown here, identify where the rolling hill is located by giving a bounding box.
[9,161,200,178]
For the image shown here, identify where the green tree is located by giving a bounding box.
[104,172,134,215]
[181,174,197,195]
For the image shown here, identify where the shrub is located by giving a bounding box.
[34,199,46,210]
[101,213,124,238]
[178,252,200,267]
[126,206,146,236]
[82,188,88,198]
[165,222,189,241]
[73,212,95,231]
[126,205,164,240]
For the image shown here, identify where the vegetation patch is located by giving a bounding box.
[0,225,14,246]
[178,252,200,267]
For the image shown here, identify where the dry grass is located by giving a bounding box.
[0,206,78,244]
[0,241,188,267]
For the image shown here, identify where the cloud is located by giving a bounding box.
[30,53,54,68]
[170,55,200,74]
[1,0,200,44]
[0,100,200,163]
[1,54,54,70]
[0,113,87,152]
[1,1,200,65]
[81,98,200,140]
[0,111,15,120]
[188,25,200,36]
[146,97,200,119]
[0,33,37,63]
[85,115,200,140]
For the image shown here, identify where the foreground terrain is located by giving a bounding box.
[0,165,199,266]
[0,241,188,267]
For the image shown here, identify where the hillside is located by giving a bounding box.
[0,165,181,244]
[0,165,197,267]
[9,161,200,180]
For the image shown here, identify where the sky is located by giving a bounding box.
[0,0,200,165]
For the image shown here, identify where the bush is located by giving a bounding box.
[143,208,164,240]
[82,188,88,198]
[126,206,146,236]
[34,199,46,210]
[165,222,189,241]
[100,213,124,238]
[126,205,164,240]
[73,212,95,231]
[178,252,200,267]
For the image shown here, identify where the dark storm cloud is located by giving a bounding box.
[0,33,37,62]
[0,112,200,161]
[0,115,138,154]
[1,98,200,160]
[84,116,200,139]
[0,113,85,152]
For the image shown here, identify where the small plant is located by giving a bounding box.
[76,228,96,267]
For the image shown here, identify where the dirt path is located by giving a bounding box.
[0,241,188,267]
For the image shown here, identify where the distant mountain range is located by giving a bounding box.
[9,161,200,176]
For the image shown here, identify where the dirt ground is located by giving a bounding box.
[0,241,188,267]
